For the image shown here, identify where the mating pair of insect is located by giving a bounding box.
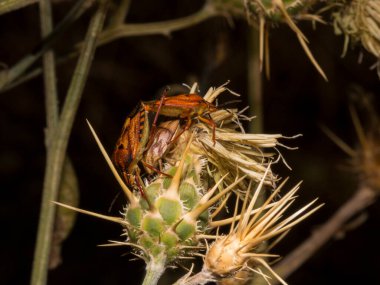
[112,90,217,196]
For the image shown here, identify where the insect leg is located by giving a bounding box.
[198,114,216,145]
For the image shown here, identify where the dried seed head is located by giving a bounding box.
[244,0,327,80]
[333,0,380,58]
[205,234,246,276]
[322,98,380,192]
[203,170,323,284]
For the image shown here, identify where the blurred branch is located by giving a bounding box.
[30,0,109,284]
[247,26,263,134]
[0,0,91,91]
[273,184,377,283]
[0,0,223,93]
[0,2,223,93]
[39,0,58,135]
[0,0,37,15]
[107,0,131,28]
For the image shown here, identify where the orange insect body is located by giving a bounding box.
[143,94,217,119]
[113,105,150,186]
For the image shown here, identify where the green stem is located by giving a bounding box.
[39,0,58,138]
[247,27,267,285]
[108,0,131,28]
[95,2,220,47]
[142,253,167,285]
[1,3,222,93]
[30,1,109,284]
[247,26,263,134]
[0,0,90,91]
[173,268,213,285]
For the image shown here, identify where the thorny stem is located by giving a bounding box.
[273,184,377,283]
[30,1,109,284]
[142,253,167,285]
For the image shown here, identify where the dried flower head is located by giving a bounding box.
[333,0,380,75]
[202,171,322,284]
[323,99,380,192]
[243,0,327,80]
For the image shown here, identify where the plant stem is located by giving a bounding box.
[273,184,377,282]
[108,0,131,28]
[142,253,167,285]
[94,2,220,47]
[0,0,37,15]
[173,268,213,285]
[0,0,90,91]
[30,1,109,284]
[247,26,263,134]
[247,26,267,285]
[39,0,58,136]
[1,3,222,93]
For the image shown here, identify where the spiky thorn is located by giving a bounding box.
[187,174,247,222]
[202,164,323,285]
[53,201,129,227]
[209,200,294,228]
[98,240,148,253]
[271,0,328,81]
[86,119,138,207]
[210,192,231,219]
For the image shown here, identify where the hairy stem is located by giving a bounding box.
[142,253,167,285]
[273,184,377,282]
[30,1,109,284]
[173,268,213,285]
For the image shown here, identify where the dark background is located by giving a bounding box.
[1,1,380,284]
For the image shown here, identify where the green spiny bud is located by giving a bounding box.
[140,182,161,209]
[126,206,142,227]
[141,214,164,237]
[161,230,179,248]
[155,196,182,224]
[179,181,200,210]
[175,218,196,241]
